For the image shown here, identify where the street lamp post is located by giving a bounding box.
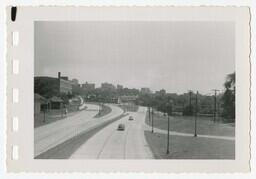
[43,109,46,123]
[166,99,173,154]
[212,89,219,122]
[61,103,63,118]
[194,91,198,137]
[98,102,100,114]
[148,106,151,122]
[167,113,170,154]
[151,108,154,133]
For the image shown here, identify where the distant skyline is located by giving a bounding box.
[35,21,235,94]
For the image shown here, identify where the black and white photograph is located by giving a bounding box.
[34,21,236,160]
[5,6,251,173]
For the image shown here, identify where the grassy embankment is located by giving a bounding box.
[144,111,235,159]
[145,111,235,137]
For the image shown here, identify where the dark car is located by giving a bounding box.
[117,123,125,131]
[128,116,134,120]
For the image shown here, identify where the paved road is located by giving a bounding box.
[70,106,154,159]
[34,103,123,157]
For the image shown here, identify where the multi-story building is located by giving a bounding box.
[101,82,116,91]
[59,78,73,94]
[71,78,79,86]
[118,95,138,104]
[58,72,73,94]
[155,89,166,96]
[117,84,123,90]
[82,82,95,91]
[141,87,151,94]
[34,72,73,97]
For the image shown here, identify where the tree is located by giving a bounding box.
[221,72,235,122]
[224,72,235,90]
[183,105,194,116]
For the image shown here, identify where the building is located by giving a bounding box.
[58,72,73,94]
[82,82,95,91]
[117,84,123,90]
[101,82,116,91]
[60,76,68,80]
[155,89,166,96]
[141,87,151,94]
[118,95,138,104]
[34,93,48,114]
[34,72,73,98]
[59,79,73,94]
[71,78,79,86]
[49,96,64,109]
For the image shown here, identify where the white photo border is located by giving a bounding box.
[6,6,250,172]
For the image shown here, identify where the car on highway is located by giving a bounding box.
[117,123,125,131]
[128,116,134,120]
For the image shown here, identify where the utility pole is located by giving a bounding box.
[212,89,220,122]
[43,109,46,123]
[166,100,172,154]
[151,108,154,133]
[189,91,192,106]
[148,106,151,122]
[167,113,170,154]
[98,102,101,115]
[194,91,198,137]
[61,103,63,118]
[188,90,193,115]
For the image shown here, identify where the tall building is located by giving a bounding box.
[59,79,73,94]
[141,87,151,94]
[34,72,73,98]
[58,72,73,94]
[118,95,138,104]
[71,78,79,86]
[155,89,166,96]
[82,82,95,91]
[117,84,123,90]
[101,82,116,91]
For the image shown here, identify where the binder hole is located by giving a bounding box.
[12,31,19,46]
[13,60,19,74]
[12,88,19,103]
[12,145,19,160]
[12,117,19,131]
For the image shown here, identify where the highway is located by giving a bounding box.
[70,106,154,159]
[34,103,123,157]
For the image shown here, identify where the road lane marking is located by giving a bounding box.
[96,129,116,159]
[35,104,124,157]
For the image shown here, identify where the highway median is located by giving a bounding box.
[35,112,128,159]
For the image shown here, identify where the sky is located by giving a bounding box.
[35,21,235,94]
